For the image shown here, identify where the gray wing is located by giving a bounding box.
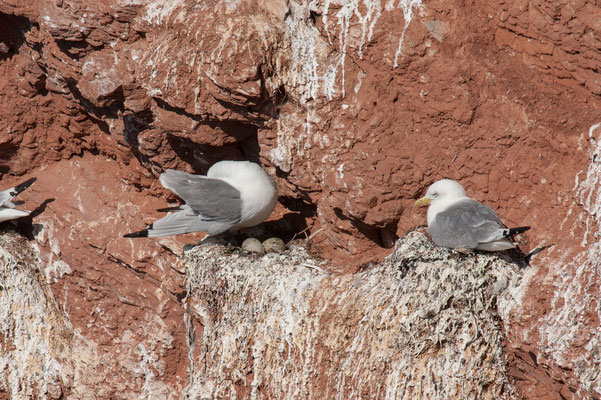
[429,199,507,249]
[147,205,238,236]
[159,169,242,224]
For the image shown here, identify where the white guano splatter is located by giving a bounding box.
[537,122,601,396]
[393,0,423,68]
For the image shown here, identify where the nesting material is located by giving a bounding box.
[183,230,523,399]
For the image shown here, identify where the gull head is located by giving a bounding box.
[414,179,468,208]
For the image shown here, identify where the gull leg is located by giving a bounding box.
[183,234,214,252]
[183,243,197,252]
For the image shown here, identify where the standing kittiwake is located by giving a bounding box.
[0,177,36,222]
[414,179,530,251]
[124,161,278,238]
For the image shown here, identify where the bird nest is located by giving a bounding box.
[183,230,524,399]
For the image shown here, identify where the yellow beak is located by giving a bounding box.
[413,197,431,207]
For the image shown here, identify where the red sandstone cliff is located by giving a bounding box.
[0,0,600,398]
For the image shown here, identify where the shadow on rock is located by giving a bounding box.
[333,207,398,249]
[18,198,55,240]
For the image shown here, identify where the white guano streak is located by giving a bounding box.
[537,122,601,396]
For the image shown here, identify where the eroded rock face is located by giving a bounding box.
[0,230,182,399]
[0,0,600,398]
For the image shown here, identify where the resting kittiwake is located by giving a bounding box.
[0,177,36,222]
[124,161,278,238]
[414,179,530,251]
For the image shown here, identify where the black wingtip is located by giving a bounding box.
[157,206,182,212]
[124,229,149,238]
[13,177,36,196]
[508,226,531,235]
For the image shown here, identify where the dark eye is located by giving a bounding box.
[432,192,438,197]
